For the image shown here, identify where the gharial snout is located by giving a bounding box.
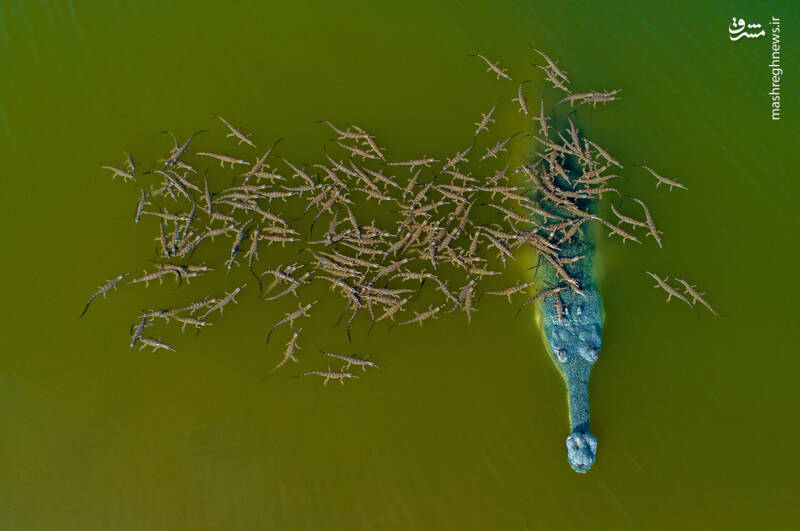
[566,431,597,473]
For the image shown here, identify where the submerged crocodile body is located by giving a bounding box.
[532,173,603,473]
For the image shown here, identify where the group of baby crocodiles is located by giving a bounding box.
[83,46,718,473]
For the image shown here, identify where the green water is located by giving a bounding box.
[1,1,799,529]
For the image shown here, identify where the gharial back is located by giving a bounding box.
[526,144,604,473]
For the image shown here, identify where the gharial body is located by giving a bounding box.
[528,152,603,474]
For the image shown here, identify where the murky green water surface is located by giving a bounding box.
[1,1,798,529]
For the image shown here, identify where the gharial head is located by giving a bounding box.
[566,431,597,473]
[548,322,602,365]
